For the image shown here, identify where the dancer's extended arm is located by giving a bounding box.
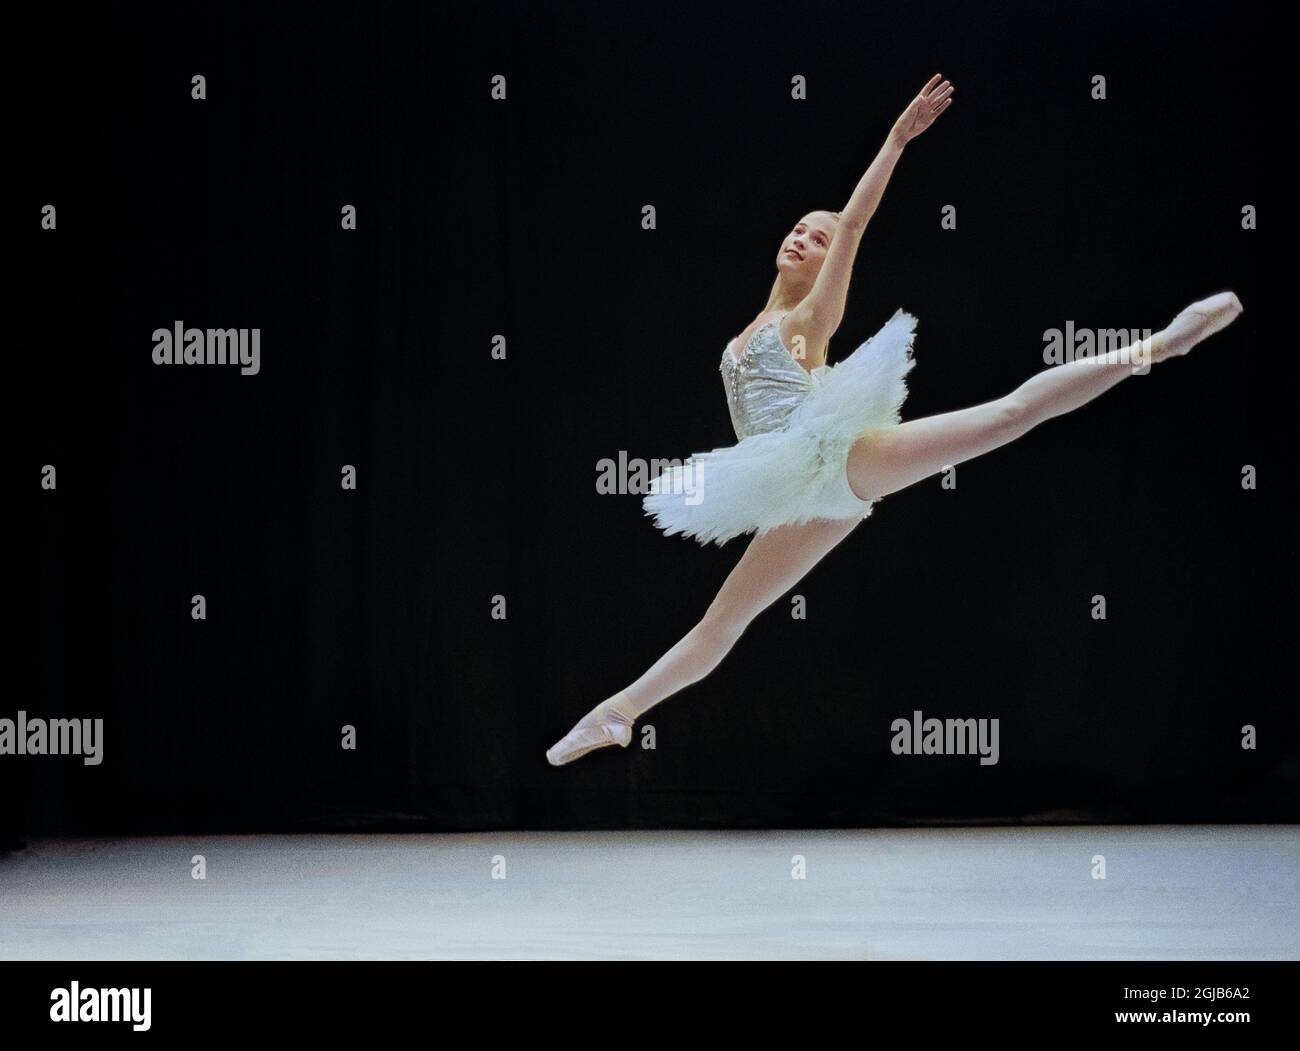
[789,74,954,349]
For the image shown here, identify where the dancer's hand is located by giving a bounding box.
[890,74,954,146]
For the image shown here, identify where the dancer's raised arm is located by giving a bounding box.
[789,74,954,348]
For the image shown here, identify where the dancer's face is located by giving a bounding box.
[776,212,837,280]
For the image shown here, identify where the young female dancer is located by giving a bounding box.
[546,73,1243,766]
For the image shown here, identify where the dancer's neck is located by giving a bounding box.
[764,276,808,315]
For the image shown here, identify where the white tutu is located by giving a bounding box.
[643,308,918,546]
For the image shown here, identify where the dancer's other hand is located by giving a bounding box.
[890,73,954,146]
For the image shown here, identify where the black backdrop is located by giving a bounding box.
[18,0,1294,835]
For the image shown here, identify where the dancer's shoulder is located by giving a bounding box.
[779,308,829,371]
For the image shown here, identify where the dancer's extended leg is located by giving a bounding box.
[546,516,861,764]
[545,292,1242,766]
[846,292,1243,500]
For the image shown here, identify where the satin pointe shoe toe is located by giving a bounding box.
[1150,292,1244,363]
[546,719,633,766]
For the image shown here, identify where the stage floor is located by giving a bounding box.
[2,826,1296,959]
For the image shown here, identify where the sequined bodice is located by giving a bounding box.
[719,320,817,439]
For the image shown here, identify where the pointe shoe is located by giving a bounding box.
[546,717,632,766]
[1150,292,1244,363]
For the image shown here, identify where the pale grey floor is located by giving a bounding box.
[1,826,1296,960]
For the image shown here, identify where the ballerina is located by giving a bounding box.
[547,73,1243,766]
